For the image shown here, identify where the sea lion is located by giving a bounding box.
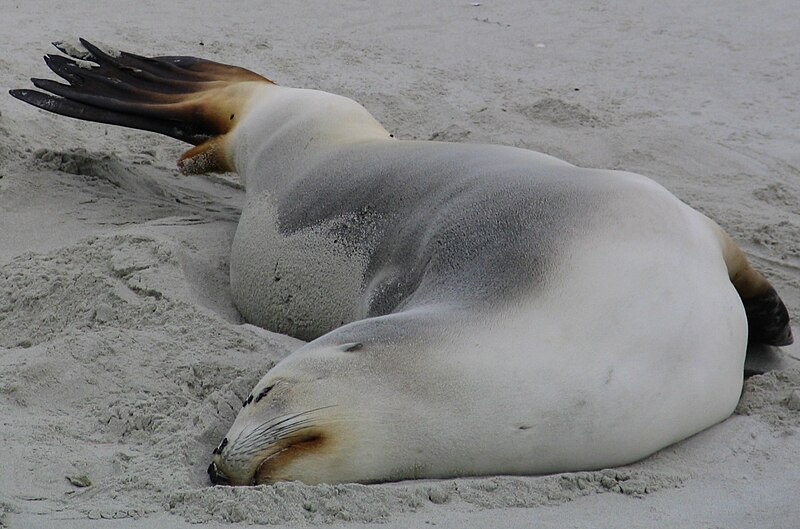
[10,39,792,485]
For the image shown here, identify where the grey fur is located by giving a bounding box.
[231,141,604,339]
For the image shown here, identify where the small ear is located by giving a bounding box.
[339,342,363,352]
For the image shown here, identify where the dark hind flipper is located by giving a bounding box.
[10,39,274,173]
[741,286,793,347]
[9,87,205,144]
[714,224,794,347]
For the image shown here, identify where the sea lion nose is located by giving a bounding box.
[207,460,230,485]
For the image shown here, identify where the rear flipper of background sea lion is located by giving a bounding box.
[9,38,273,174]
[716,225,794,347]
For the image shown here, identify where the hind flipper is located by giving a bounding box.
[740,286,793,346]
[9,39,274,173]
[714,225,794,347]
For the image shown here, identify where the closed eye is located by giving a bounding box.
[254,384,275,404]
[242,384,276,409]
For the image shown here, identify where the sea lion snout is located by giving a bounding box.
[207,460,230,486]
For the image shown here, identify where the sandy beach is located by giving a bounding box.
[1,1,798,527]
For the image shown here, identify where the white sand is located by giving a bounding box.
[1,1,798,527]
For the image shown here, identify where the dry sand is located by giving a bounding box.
[1,1,798,528]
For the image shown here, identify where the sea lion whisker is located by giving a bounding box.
[249,405,337,434]
[231,421,323,459]
[229,407,337,454]
[247,415,324,443]
[234,420,317,453]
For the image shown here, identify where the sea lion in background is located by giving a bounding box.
[11,40,792,486]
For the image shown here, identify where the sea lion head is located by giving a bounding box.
[207,338,417,485]
[208,309,465,485]
[207,385,339,485]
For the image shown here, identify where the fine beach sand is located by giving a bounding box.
[1,1,798,528]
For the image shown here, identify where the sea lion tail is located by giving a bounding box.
[9,38,273,174]
[714,224,793,346]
